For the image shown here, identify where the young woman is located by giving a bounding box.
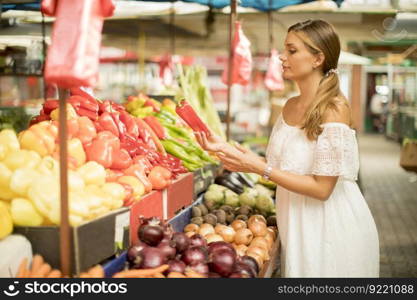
[196,19,379,277]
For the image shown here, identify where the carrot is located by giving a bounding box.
[31,263,51,278]
[47,269,62,278]
[185,268,206,278]
[79,272,91,278]
[113,265,169,278]
[87,265,104,278]
[167,272,186,278]
[16,258,28,278]
[152,273,165,278]
[30,255,44,275]
[136,118,166,155]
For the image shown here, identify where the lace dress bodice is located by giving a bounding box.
[266,114,359,181]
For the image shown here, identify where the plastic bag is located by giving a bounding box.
[221,21,252,86]
[42,0,115,88]
[264,49,284,91]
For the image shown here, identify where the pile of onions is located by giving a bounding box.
[248,219,268,237]
[184,224,199,234]
[205,233,223,244]
[199,224,215,237]
[231,220,247,231]
[234,228,253,245]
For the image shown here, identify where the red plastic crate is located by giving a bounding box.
[129,190,163,245]
[164,172,193,220]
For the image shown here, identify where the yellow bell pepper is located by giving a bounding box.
[10,198,44,226]
[101,182,125,209]
[3,149,41,171]
[10,168,40,197]
[50,103,78,121]
[0,144,7,161]
[0,163,18,201]
[117,176,145,201]
[0,201,13,239]
[77,161,106,186]
[27,175,59,219]
[0,129,20,159]
[68,138,86,167]
[19,121,58,156]
[68,170,85,192]
[37,156,59,176]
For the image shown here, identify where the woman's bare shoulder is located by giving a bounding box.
[322,96,352,126]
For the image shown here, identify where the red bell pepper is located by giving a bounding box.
[43,99,59,114]
[111,148,133,170]
[120,112,139,138]
[123,164,153,193]
[136,117,165,154]
[133,155,153,174]
[120,183,134,207]
[77,116,97,145]
[70,87,97,105]
[176,99,210,135]
[52,119,79,140]
[84,131,119,168]
[97,112,119,137]
[135,118,152,145]
[144,116,166,140]
[110,112,127,137]
[148,166,172,190]
[67,95,99,121]
[106,169,124,182]
[144,99,161,112]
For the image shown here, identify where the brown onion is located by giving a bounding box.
[215,224,227,235]
[264,232,275,249]
[185,231,196,238]
[184,223,200,233]
[218,226,236,243]
[248,215,267,226]
[199,224,215,237]
[233,244,248,257]
[234,228,253,245]
[247,245,269,261]
[250,237,269,252]
[248,221,267,237]
[231,220,247,231]
[205,233,223,244]
[267,226,278,238]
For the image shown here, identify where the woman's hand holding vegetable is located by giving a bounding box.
[195,132,266,174]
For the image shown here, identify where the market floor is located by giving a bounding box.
[358,133,417,278]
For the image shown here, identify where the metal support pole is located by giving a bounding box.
[58,88,71,276]
[41,12,47,101]
[226,0,237,141]
[170,1,176,55]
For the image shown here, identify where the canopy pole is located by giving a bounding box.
[226,0,237,141]
[41,12,47,101]
[58,88,71,276]
[170,0,176,55]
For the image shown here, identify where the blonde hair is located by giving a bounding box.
[288,19,351,140]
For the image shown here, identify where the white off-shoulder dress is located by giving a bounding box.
[266,114,379,277]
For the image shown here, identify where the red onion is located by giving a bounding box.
[208,272,222,278]
[172,232,190,253]
[139,225,164,246]
[140,247,166,269]
[167,260,186,274]
[127,242,148,266]
[189,234,207,248]
[189,262,209,275]
[239,255,259,275]
[229,273,249,278]
[182,246,208,265]
[208,241,236,258]
[233,262,256,278]
[209,249,236,277]
[157,241,176,260]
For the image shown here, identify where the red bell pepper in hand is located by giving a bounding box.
[120,112,139,138]
[84,131,119,168]
[97,112,119,137]
[111,148,133,170]
[148,166,172,190]
[123,164,153,193]
[176,99,211,135]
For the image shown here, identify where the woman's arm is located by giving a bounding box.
[247,160,338,201]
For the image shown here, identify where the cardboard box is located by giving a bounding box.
[164,172,193,220]
[13,207,130,275]
[129,191,163,245]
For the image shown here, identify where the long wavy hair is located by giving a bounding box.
[288,19,351,140]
